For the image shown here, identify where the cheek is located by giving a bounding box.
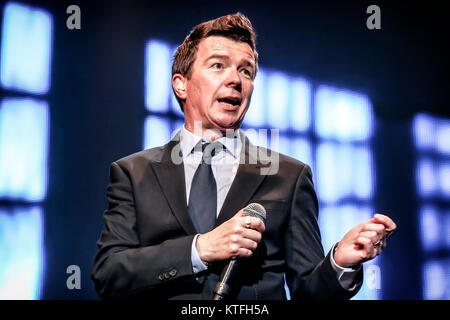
[242,83,254,106]
[187,84,205,108]
[196,77,220,103]
[244,81,254,97]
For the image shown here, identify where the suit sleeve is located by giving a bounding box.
[90,162,195,299]
[285,164,363,300]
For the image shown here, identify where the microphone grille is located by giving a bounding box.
[243,203,266,221]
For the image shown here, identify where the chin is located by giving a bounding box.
[215,122,242,132]
[208,111,245,131]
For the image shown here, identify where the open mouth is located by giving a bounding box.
[217,97,242,108]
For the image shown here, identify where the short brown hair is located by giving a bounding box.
[172,12,259,111]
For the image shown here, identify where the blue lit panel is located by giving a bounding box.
[414,113,450,300]
[445,211,450,249]
[316,142,349,203]
[145,40,171,112]
[143,115,171,150]
[419,206,442,251]
[436,121,450,155]
[318,205,344,253]
[419,207,450,251]
[416,158,437,197]
[276,135,290,156]
[316,142,373,203]
[415,157,450,198]
[438,162,450,198]
[0,98,49,201]
[314,86,373,141]
[0,206,44,299]
[413,114,435,151]
[290,78,311,132]
[267,129,281,153]
[414,113,450,156]
[0,2,53,94]
[290,137,313,170]
[352,147,374,199]
[422,259,450,299]
[318,204,380,300]
[245,69,266,127]
[266,72,289,130]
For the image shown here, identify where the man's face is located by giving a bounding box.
[180,36,256,134]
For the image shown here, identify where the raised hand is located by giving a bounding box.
[334,213,397,268]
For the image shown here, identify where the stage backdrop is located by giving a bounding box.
[0,0,449,299]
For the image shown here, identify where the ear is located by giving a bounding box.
[172,74,187,100]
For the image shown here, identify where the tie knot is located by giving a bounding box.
[194,141,224,163]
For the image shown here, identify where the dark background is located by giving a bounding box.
[1,0,448,299]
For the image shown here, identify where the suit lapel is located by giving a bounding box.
[151,135,197,235]
[216,135,271,226]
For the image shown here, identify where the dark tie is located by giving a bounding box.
[188,142,222,234]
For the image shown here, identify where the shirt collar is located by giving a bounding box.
[180,125,241,159]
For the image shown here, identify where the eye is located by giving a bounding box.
[240,68,253,78]
[211,63,223,70]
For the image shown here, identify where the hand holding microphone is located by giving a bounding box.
[195,204,266,263]
[212,203,266,300]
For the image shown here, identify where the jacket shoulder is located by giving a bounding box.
[278,151,308,169]
[112,145,166,170]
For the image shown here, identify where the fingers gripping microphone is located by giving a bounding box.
[213,203,266,300]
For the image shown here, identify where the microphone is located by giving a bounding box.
[213,203,267,300]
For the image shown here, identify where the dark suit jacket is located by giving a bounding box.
[91,133,363,299]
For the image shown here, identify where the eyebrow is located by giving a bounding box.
[205,54,230,63]
[205,54,255,69]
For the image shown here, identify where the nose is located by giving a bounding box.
[225,68,242,91]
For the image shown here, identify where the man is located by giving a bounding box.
[91,12,396,300]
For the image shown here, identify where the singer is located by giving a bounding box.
[91,12,396,300]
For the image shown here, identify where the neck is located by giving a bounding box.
[184,121,238,141]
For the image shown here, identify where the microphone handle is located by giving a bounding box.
[213,259,240,300]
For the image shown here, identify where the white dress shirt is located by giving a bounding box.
[178,125,360,290]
